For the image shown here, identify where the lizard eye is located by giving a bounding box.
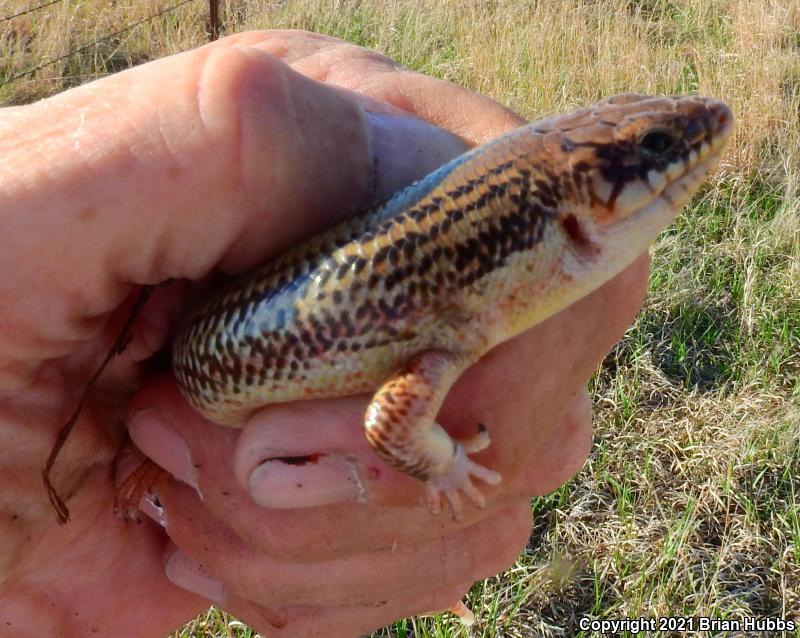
[637,128,678,158]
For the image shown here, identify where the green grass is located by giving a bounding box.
[3,0,798,636]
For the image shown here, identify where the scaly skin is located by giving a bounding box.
[173,94,733,518]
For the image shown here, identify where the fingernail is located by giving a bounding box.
[366,111,468,200]
[248,454,365,509]
[129,409,199,491]
[165,549,225,604]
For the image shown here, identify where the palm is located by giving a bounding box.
[0,286,205,634]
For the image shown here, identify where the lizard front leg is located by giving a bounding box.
[364,350,501,519]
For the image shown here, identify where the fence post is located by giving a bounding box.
[209,0,220,40]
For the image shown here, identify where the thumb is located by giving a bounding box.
[0,39,465,358]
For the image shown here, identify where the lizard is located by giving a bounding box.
[167,93,733,520]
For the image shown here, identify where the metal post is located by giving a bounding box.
[209,0,220,40]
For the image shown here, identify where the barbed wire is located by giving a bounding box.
[1,0,61,23]
[0,0,202,88]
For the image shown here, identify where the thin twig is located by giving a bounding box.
[43,284,159,524]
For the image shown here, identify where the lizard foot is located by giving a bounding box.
[424,424,502,520]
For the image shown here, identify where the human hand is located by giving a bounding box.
[122,31,650,636]
[0,29,648,638]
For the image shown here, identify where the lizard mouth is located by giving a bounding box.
[608,148,725,250]
[655,103,733,212]
[656,142,726,212]
[658,101,733,212]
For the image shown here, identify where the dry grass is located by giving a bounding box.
[2,0,798,636]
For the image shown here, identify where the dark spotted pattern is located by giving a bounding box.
[173,143,559,417]
[172,94,732,427]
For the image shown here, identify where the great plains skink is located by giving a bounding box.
[171,94,732,519]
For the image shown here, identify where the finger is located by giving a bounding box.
[235,395,423,510]
[158,488,532,607]
[234,391,585,507]
[222,580,474,638]
[161,537,475,635]
[128,373,573,561]
[130,378,438,559]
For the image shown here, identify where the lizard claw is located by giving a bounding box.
[449,600,476,626]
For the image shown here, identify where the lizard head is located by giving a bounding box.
[553,93,732,242]
[525,94,732,286]
[492,94,733,335]
[552,94,731,221]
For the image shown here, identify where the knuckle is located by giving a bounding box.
[196,45,291,196]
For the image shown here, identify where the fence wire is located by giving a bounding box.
[1,0,61,22]
[1,0,207,89]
